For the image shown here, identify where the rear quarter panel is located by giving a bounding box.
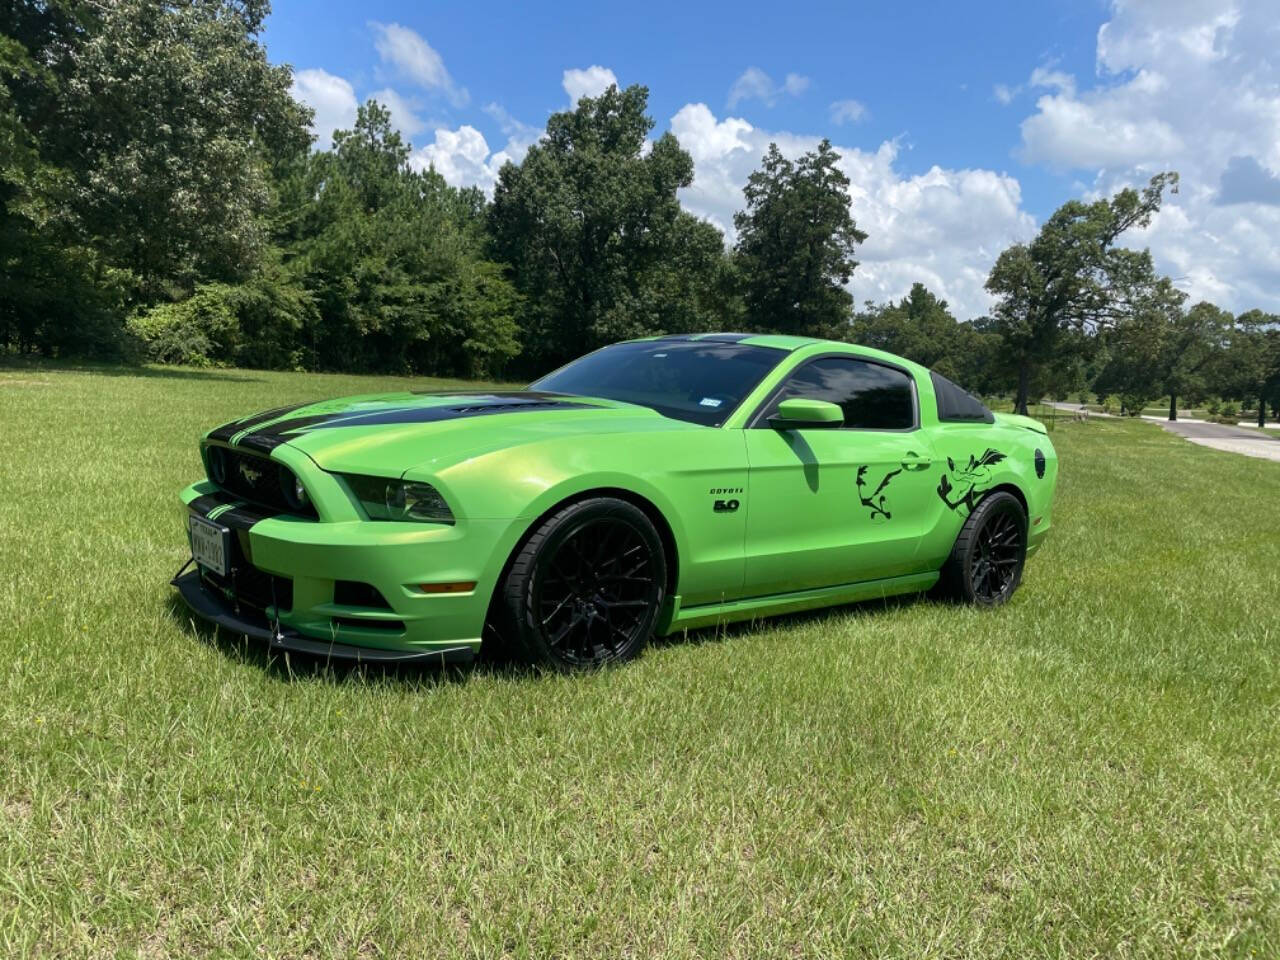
[916,416,1058,570]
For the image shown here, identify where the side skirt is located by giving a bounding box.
[657,571,939,635]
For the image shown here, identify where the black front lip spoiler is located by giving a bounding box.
[171,570,475,665]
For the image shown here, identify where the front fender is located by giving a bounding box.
[429,429,751,608]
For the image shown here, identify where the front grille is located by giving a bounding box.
[200,534,293,613]
[204,445,317,519]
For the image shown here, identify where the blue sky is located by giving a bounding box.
[268,0,1280,317]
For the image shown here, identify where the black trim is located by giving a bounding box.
[171,571,475,665]
[746,351,921,432]
[334,580,393,609]
[186,491,279,531]
[188,494,226,518]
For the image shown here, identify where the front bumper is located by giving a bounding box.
[172,570,475,664]
[177,481,518,661]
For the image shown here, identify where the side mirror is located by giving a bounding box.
[769,397,844,429]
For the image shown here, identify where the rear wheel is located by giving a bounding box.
[939,490,1027,605]
[499,498,666,671]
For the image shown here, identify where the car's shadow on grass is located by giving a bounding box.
[166,590,940,687]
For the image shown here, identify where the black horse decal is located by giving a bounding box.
[937,448,1006,514]
[856,465,902,520]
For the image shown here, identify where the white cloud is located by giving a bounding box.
[562,66,618,106]
[1015,0,1280,311]
[368,87,426,138]
[993,83,1018,105]
[829,99,867,125]
[1028,66,1075,96]
[483,102,541,165]
[670,103,1036,317]
[409,124,530,194]
[370,22,468,107]
[727,67,810,108]
[1020,82,1183,170]
[290,68,358,148]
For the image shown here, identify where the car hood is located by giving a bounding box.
[206,390,698,475]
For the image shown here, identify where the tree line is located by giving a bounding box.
[3,1,1278,420]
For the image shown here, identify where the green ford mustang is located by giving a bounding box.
[174,333,1058,670]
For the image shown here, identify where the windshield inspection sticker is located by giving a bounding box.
[699,397,723,408]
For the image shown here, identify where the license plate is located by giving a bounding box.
[189,515,230,577]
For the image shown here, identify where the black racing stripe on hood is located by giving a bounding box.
[237,433,289,454]
[408,389,569,399]
[207,402,311,444]
[301,398,594,430]
[236,412,347,452]
[230,396,595,447]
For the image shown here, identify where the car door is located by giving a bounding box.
[742,355,942,596]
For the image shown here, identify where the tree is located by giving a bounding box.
[733,140,866,338]
[1,0,312,355]
[489,84,730,372]
[985,173,1178,414]
[128,100,523,377]
[1223,311,1280,427]
[284,102,521,376]
[56,0,311,299]
[1158,301,1230,420]
[1,2,127,355]
[848,283,999,391]
[1092,278,1213,419]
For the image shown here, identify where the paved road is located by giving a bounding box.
[1047,402,1280,462]
[1157,419,1280,462]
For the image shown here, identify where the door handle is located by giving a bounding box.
[900,452,932,470]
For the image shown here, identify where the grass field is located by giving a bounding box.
[2,361,1278,958]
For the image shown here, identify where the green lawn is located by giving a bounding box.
[3,362,1278,958]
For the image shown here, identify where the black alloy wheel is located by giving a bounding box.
[498,498,666,670]
[969,505,1023,602]
[940,490,1027,606]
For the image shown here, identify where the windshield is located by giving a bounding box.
[530,339,787,426]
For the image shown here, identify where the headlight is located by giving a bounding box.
[340,475,455,524]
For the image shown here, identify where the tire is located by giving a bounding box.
[497,498,667,671]
[938,490,1027,606]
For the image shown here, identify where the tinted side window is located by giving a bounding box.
[930,370,994,423]
[762,357,916,429]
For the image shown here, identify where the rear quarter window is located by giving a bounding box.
[930,371,994,423]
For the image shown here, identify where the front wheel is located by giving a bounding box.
[498,498,667,671]
[939,490,1027,605]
